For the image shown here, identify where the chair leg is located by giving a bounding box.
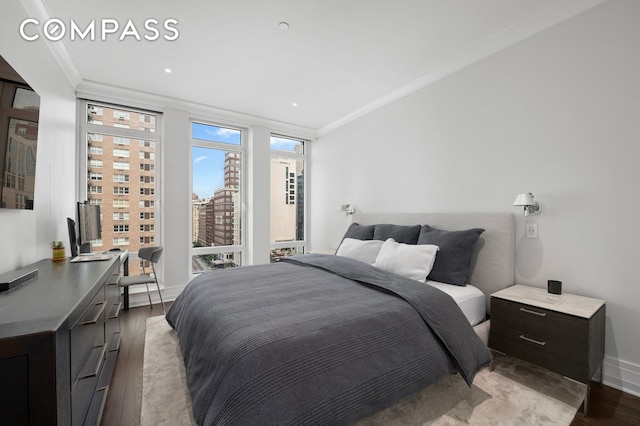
[156,281,166,314]
[144,283,152,307]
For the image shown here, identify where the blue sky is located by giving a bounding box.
[192,123,240,199]
[192,123,301,199]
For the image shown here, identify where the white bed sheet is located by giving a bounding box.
[426,280,486,326]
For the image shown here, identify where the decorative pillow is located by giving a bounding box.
[373,224,421,244]
[341,222,375,240]
[373,238,439,282]
[417,225,485,286]
[335,238,385,264]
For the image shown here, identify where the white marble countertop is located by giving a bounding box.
[491,284,605,319]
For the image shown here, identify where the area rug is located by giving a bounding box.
[141,316,586,425]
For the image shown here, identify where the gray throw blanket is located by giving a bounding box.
[167,254,492,425]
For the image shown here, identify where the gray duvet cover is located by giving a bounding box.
[166,254,492,425]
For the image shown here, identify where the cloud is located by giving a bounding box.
[203,127,236,138]
[270,137,299,151]
[215,128,236,137]
[194,155,207,163]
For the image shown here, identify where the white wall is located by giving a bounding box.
[310,0,640,395]
[0,4,76,273]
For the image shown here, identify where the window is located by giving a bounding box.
[269,135,306,261]
[113,237,129,246]
[139,151,155,160]
[81,101,160,276]
[113,137,130,145]
[113,199,130,208]
[191,122,244,274]
[90,146,103,155]
[113,212,130,220]
[113,110,130,120]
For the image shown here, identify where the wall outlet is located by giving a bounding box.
[526,223,538,239]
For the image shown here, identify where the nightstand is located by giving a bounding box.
[489,284,605,416]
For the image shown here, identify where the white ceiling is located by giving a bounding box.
[38,0,605,133]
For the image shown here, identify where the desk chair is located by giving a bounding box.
[118,246,165,314]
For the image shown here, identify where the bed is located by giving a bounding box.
[166,212,515,425]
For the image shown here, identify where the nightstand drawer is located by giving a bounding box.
[490,324,589,381]
[491,298,588,349]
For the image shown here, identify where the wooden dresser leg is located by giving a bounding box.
[584,382,590,417]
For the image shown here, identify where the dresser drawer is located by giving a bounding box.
[70,289,106,385]
[491,298,588,350]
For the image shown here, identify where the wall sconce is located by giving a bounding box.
[342,203,355,215]
[513,193,541,216]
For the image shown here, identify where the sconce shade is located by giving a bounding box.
[513,193,535,206]
[513,192,541,216]
[342,203,355,215]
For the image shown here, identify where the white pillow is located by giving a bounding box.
[373,238,439,282]
[336,238,385,264]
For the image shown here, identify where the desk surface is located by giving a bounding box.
[0,256,120,338]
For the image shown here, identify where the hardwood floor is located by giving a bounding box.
[102,302,171,426]
[103,302,640,425]
[572,383,640,426]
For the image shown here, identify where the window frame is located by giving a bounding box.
[269,133,307,257]
[77,99,162,264]
[190,120,246,274]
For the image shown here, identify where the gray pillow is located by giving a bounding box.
[373,224,421,244]
[336,223,376,254]
[418,225,485,286]
[342,223,375,240]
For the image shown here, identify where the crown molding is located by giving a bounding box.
[22,0,82,87]
[317,0,608,136]
[77,79,318,140]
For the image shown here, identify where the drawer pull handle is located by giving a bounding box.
[80,345,106,379]
[82,302,106,325]
[108,302,122,319]
[95,385,110,425]
[520,307,546,317]
[109,332,122,352]
[519,335,546,346]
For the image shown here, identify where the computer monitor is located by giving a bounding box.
[77,202,101,254]
[67,217,78,257]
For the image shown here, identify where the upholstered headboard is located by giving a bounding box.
[351,212,515,311]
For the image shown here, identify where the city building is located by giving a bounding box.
[86,105,158,274]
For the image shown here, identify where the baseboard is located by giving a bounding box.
[602,355,640,397]
[125,283,182,309]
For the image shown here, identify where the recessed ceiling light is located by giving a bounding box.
[278,22,290,31]
[164,68,172,74]
[292,102,298,107]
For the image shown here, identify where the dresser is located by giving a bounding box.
[0,255,121,425]
[489,284,605,416]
